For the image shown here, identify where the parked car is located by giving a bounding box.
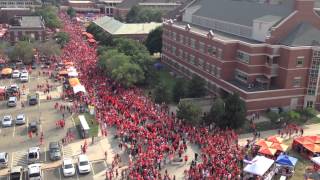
[77,154,91,174]
[49,142,61,161]
[7,97,17,107]
[9,166,23,180]
[15,114,26,125]
[2,115,13,127]
[29,122,38,133]
[29,94,38,105]
[31,62,37,69]
[27,163,42,180]
[62,158,75,177]
[27,147,40,164]
[12,70,20,78]
[0,152,8,168]
[20,74,28,82]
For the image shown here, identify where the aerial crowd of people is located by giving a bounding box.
[58,12,243,179]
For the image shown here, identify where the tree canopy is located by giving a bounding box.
[172,78,188,103]
[205,98,225,126]
[9,41,34,64]
[188,75,207,98]
[154,81,171,104]
[126,6,162,23]
[34,6,61,29]
[145,26,163,54]
[98,49,145,87]
[223,93,247,129]
[177,101,202,125]
[55,32,70,47]
[35,40,61,57]
[67,7,76,18]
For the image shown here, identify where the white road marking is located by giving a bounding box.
[44,146,47,162]
[58,166,62,180]
[10,151,14,169]
[90,162,95,175]
[12,123,16,137]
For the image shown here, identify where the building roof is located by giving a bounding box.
[69,0,93,3]
[116,0,139,8]
[189,0,294,27]
[19,16,44,28]
[280,22,320,46]
[116,0,186,9]
[94,16,162,35]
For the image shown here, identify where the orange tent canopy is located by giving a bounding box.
[255,139,273,148]
[294,136,314,145]
[267,136,284,144]
[259,147,277,156]
[1,68,12,75]
[306,136,320,144]
[303,144,320,153]
[270,143,289,152]
[64,62,74,66]
[69,78,80,87]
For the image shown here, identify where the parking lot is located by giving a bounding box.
[0,159,107,180]
[0,66,109,179]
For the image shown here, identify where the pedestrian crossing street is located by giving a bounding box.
[11,150,28,167]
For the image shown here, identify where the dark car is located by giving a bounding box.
[29,122,38,133]
[49,142,61,161]
[31,62,37,69]
[29,94,38,105]
[9,166,23,180]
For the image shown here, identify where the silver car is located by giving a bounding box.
[15,114,26,125]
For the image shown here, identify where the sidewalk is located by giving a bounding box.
[238,122,320,146]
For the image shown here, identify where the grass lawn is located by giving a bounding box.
[280,139,312,180]
[74,113,99,137]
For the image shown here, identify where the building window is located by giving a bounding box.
[189,55,195,65]
[211,65,216,75]
[199,42,205,53]
[207,46,217,56]
[235,69,248,82]
[307,101,314,108]
[296,56,304,67]
[172,46,176,55]
[190,38,196,48]
[236,50,250,64]
[178,49,183,58]
[179,34,183,43]
[217,67,221,78]
[198,58,204,68]
[292,77,302,87]
[184,52,188,61]
[172,32,176,41]
[217,48,223,59]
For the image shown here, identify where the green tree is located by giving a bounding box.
[35,6,61,29]
[223,93,246,129]
[98,49,145,87]
[111,62,144,87]
[145,26,163,54]
[126,6,140,23]
[9,41,34,64]
[188,75,207,98]
[0,42,9,57]
[205,98,225,126]
[154,81,171,104]
[55,32,70,47]
[67,7,76,18]
[172,78,188,103]
[35,40,61,57]
[177,101,202,125]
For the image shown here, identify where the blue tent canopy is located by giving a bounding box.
[276,155,298,167]
[154,62,164,70]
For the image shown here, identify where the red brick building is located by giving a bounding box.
[162,0,320,113]
[8,16,46,42]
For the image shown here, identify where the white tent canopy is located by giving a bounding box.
[68,71,78,77]
[311,157,320,166]
[244,156,275,176]
[73,84,86,94]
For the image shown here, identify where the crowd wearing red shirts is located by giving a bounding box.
[58,12,243,179]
